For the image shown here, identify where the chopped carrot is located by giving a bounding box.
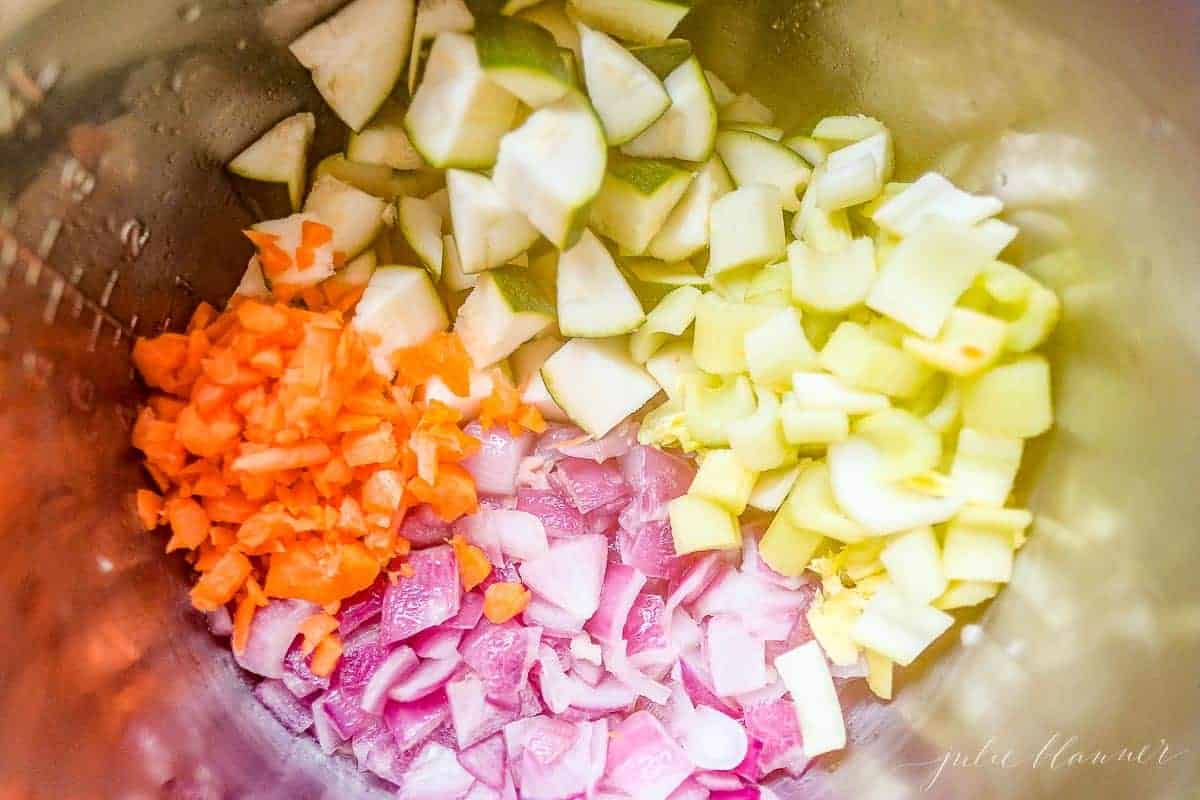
[298,612,340,656]
[450,534,492,592]
[393,333,472,396]
[165,497,211,552]
[310,634,343,678]
[408,463,478,522]
[232,592,257,655]
[479,372,547,435]
[302,220,333,249]
[264,541,380,605]
[132,333,189,392]
[190,549,252,612]
[135,489,163,531]
[483,582,532,624]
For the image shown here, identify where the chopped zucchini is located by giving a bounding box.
[728,387,796,472]
[493,92,608,250]
[516,1,581,58]
[557,230,646,337]
[959,356,1053,438]
[289,0,416,131]
[811,114,885,143]
[313,154,440,199]
[396,196,445,280]
[646,155,733,262]
[790,371,890,414]
[541,337,661,436]
[621,57,718,162]
[851,583,954,666]
[715,129,810,211]
[455,267,555,367]
[590,157,693,254]
[228,112,315,211]
[784,135,830,166]
[706,184,786,277]
[853,408,941,481]
[578,23,671,145]
[682,373,755,447]
[475,14,572,107]
[880,527,947,605]
[820,321,933,399]
[644,340,700,400]
[759,508,825,578]
[303,174,388,259]
[949,427,1024,507]
[347,100,426,171]
[691,292,764,374]
[629,39,692,79]
[872,172,1003,237]
[446,168,539,274]
[408,0,475,94]
[901,308,1008,376]
[783,462,866,543]
[567,0,694,45]
[630,285,702,362]
[405,32,520,169]
[719,92,773,125]
[440,233,477,291]
[743,307,818,390]
[353,266,449,375]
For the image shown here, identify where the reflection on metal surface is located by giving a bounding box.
[1,0,1199,798]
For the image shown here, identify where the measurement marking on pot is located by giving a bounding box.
[69,265,84,318]
[43,275,65,324]
[87,314,104,353]
[99,269,119,308]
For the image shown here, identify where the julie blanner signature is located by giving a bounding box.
[901,733,1190,791]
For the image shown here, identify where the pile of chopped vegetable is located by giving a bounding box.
[128,0,1066,796]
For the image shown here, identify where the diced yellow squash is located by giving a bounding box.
[689,449,757,514]
[744,307,818,390]
[851,583,954,666]
[820,321,934,399]
[960,356,1053,438]
[692,292,766,374]
[949,427,1024,507]
[879,527,947,604]
[902,308,1008,376]
[865,649,893,700]
[748,462,804,512]
[683,373,756,447]
[728,389,797,472]
[941,523,1014,583]
[669,494,742,555]
[933,580,1000,610]
[788,238,877,314]
[783,462,868,543]
[854,408,941,480]
[780,397,850,446]
[759,513,825,577]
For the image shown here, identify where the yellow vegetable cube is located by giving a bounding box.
[941,524,1014,583]
[668,494,743,555]
[759,513,825,577]
[961,356,1053,438]
[689,449,757,514]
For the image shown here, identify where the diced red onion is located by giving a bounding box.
[384,688,451,752]
[519,534,608,621]
[234,599,318,679]
[282,643,329,699]
[667,778,713,800]
[533,425,587,461]
[734,677,786,711]
[693,772,745,791]
[624,592,668,656]
[206,607,233,636]
[516,488,588,539]
[566,674,637,713]
[569,634,603,666]
[620,444,695,500]
[411,627,465,660]
[397,742,476,800]
[556,420,638,462]
[254,679,314,734]
[463,422,535,496]
[678,654,740,718]
[465,781,502,800]
[311,694,343,754]
[584,563,646,644]
[522,716,578,765]
[536,644,577,714]
[381,545,461,644]
[388,654,462,702]
[619,520,682,580]
[459,732,507,789]
[323,687,372,739]
[445,592,486,630]
[602,711,694,800]
[680,706,750,771]
[664,554,725,624]
[523,598,586,636]
[830,656,870,680]
[461,621,542,705]
[334,624,391,691]
[669,609,703,657]
[511,718,601,800]
[705,615,768,697]
[361,646,418,714]
[447,674,524,750]
[552,458,631,515]
[743,697,809,777]
[462,512,505,565]
[570,659,604,687]
[398,503,455,548]
[338,578,387,636]
[604,641,671,705]
[494,509,550,561]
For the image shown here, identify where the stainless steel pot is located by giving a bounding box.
[1,1,1198,797]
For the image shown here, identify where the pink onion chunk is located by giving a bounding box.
[680,706,750,772]
[411,627,466,660]
[619,445,695,532]
[536,644,577,714]
[495,509,550,561]
[254,679,314,734]
[448,674,519,750]
[337,577,388,636]
[585,564,647,644]
[399,503,454,548]
[534,425,587,461]
[459,732,507,789]
[323,687,373,739]
[511,718,606,800]
[519,535,609,621]
[516,489,588,539]
[385,689,451,752]
[462,620,543,705]
[235,599,318,679]
[694,772,744,791]
[624,593,668,656]
[668,778,714,800]
[566,675,637,713]
[744,697,809,777]
[312,696,343,754]
[619,520,682,580]
[665,554,725,622]
[398,742,476,800]
[678,655,740,718]
[463,422,535,496]
[388,654,462,703]
[523,598,586,636]
[557,420,638,462]
[706,615,767,697]
[603,711,694,800]
[361,645,419,714]
[446,592,486,630]
[552,458,631,515]
[282,643,329,699]
[334,624,391,691]
[381,545,462,644]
